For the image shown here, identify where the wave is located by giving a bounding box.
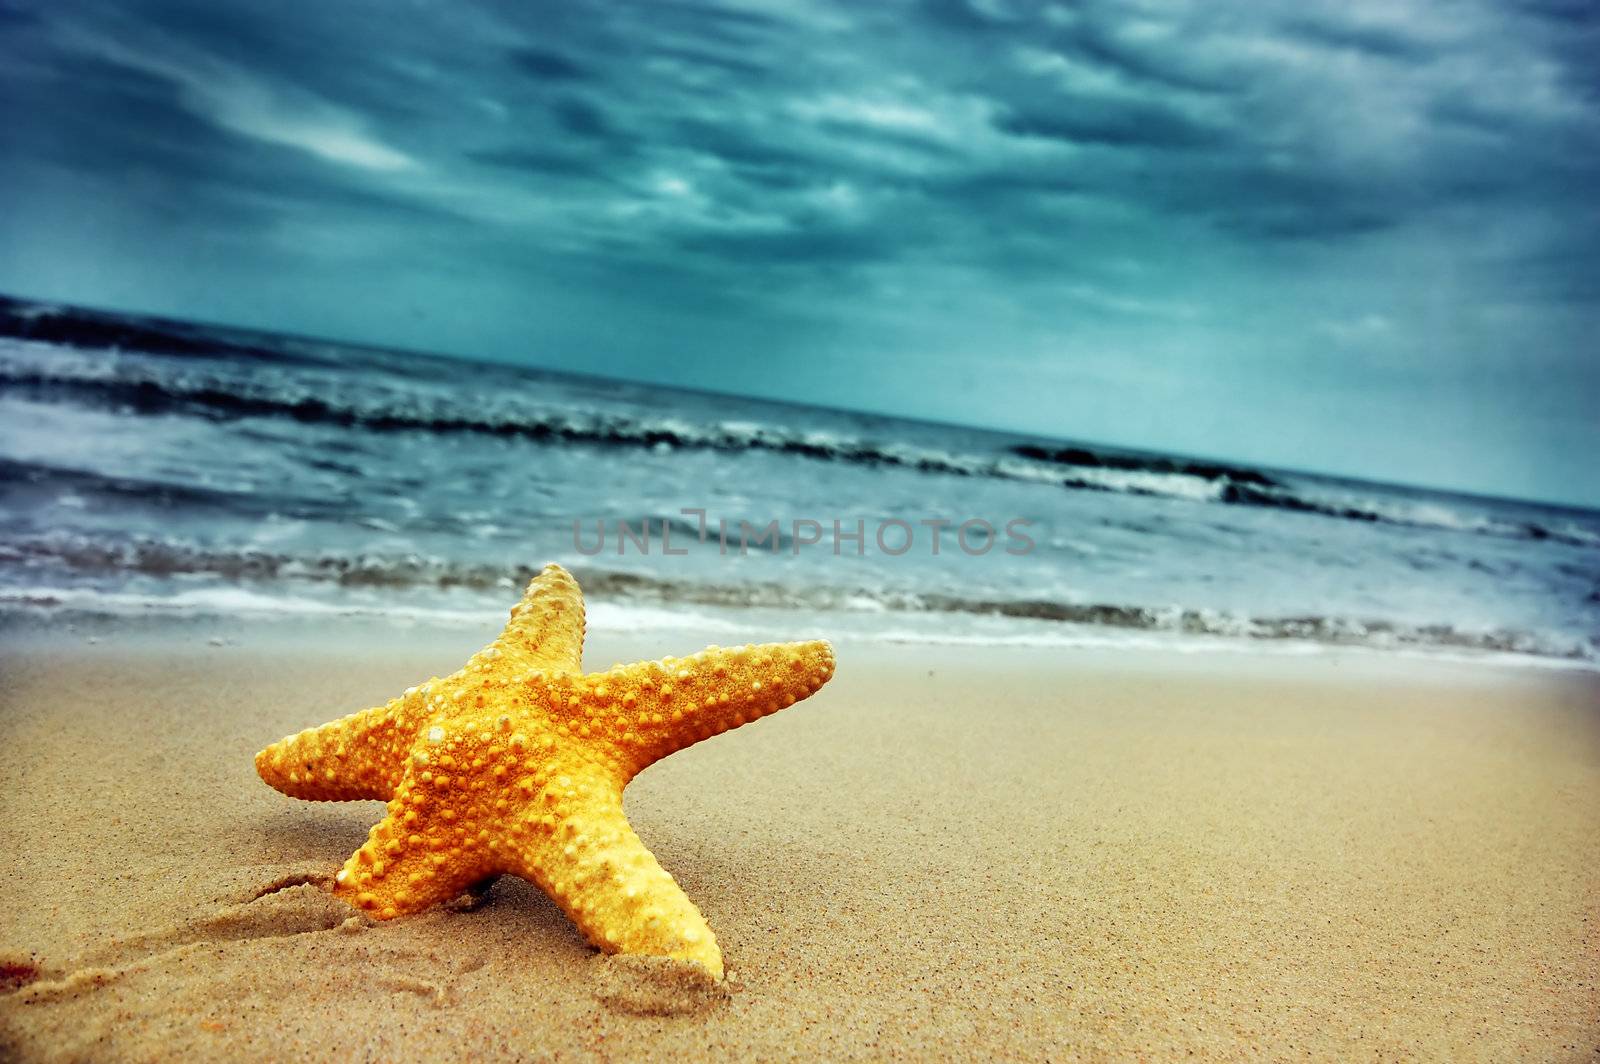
[5,302,1599,549]
[1010,443,1276,487]
[8,584,1591,673]
[4,534,1594,664]
[1214,481,1600,547]
[0,348,1248,500]
[8,356,1597,548]
[0,458,370,532]
[0,294,328,366]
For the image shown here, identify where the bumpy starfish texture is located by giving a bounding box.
[255,564,834,979]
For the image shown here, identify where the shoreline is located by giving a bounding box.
[3,620,1598,1060]
[3,605,1597,678]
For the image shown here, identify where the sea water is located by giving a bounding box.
[2,296,1597,667]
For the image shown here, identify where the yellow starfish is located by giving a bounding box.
[255,563,834,979]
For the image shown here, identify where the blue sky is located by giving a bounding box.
[1,0,1597,506]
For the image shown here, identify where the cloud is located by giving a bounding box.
[56,15,417,172]
[1279,14,1437,61]
[0,0,1597,501]
[6,0,1596,271]
[1319,313,1395,343]
[506,47,591,83]
[465,147,611,180]
[551,97,614,139]
[995,98,1221,149]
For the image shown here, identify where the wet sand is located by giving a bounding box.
[2,621,1597,1061]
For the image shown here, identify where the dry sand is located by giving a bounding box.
[2,620,1597,1061]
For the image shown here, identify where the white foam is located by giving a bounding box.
[849,620,1600,672]
[0,585,501,625]
[4,584,1593,673]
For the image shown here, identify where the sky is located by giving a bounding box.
[0,0,1597,506]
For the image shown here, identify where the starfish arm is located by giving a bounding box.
[486,563,587,675]
[504,767,724,978]
[255,701,412,801]
[588,640,835,777]
[330,765,497,919]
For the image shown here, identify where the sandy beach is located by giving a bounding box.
[2,619,1597,1061]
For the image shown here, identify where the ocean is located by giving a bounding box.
[2,294,1597,667]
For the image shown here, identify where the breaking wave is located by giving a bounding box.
[3,534,1594,665]
[3,335,1596,548]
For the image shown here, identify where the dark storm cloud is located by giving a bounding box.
[3,0,1597,287]
[642,0,793,42]
[465,147,614,181]
[4,0,1595,251]
[0,20,465,243]
[994,99,1221,150]
[1279,16,1434,61]
[550,97,614,140]
[1,0,1598,501]
[0,0,36,26]
[1066,33,1235,97]
[506,47,592,83]
[648,43,776,80]
[677,223,907,266]
[917,0,1005,33]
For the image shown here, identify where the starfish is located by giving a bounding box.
[255,564,834,979]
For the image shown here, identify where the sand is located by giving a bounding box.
[1,619,1597,1061]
